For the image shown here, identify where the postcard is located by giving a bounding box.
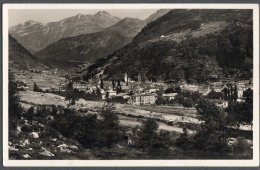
[3,3,259,167]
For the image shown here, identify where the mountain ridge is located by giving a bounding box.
[35,17,146,68]
[9,11,121,53]
[9,35,47,70]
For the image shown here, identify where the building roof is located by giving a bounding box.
[162,93,178,97]
[121,85,129,90]
[131,93,156,97]
[116,93,128,97]
[107,90,116,93]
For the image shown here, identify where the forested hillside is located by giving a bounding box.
[84,9,253,83]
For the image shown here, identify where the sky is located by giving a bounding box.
[8,9,159,27]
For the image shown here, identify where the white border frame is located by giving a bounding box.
[2,3,260,167]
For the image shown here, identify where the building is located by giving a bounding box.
[237,82,245,87]
[107,90,117,99]
[17,86,29,91]
[211,99,228,108]
[121,85,130,93]
[214,87,223,93]
[129,94,156,105]
[181,84,199,92]
[144,88,157,93]
[116,93,131,99]
[162,93,178,101]
[198,89,211,96]
[101,91,107,100]
[58,84,66,91]
[212,82,223,87]
[237,88,245,99]
[73,83,89,91]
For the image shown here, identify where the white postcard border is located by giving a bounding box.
[2,3,260,167]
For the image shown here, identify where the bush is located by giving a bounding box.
[53,105,122,148]
[137,118,172,149]
[232,137,252,158]
[175,127,193,150]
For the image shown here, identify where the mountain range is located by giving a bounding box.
[35,17,146,68]
[9,9,253,83]
[9,9,171,68]
[9,11,121,53]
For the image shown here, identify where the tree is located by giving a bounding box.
[137,118,159,148]
[105,91,109,101]
[175,86,182,93]
[112,80,115,90]
[100,79,104,89]
[177,98,229,152]
[9,73,23,130]
[137,118,172,149]
[182,98,193,108]
[96,87,101,95]
[174,94,185,105]
[223,87,228,100]
[116,80,121,94]
[175,127,193,150]
[100,104,121,147]
[129,90,134,95]
[227,87,230,100]
[207,90,223,99]
[155,96,166,105]
[65,81,78,107]
[196,97,225,123]
[33,82,42,92]
[230,85,234,102]
[227,88,253,130]
[165,88,174,94]
[234,84,238,102]
[232,137,252,158]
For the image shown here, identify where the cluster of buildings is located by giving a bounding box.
[65,72,253,107]
[16,66,253,107]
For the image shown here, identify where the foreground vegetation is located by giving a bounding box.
[9,75,253,159]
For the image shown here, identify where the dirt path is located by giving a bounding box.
[119,115,193,134]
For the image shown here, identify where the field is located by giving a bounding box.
[139,21,228,47]
[125,104,197,117]
[14,70,66,90]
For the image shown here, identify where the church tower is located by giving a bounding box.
[138,73,142,84]
[124,72,128,82]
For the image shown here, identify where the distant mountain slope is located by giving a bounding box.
[9,11,121,53]
[9,35,46,70]
[144,9,172,23]
[35,18,146,68]
[84,9,253,83]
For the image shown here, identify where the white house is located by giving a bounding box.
[107,90,117,99]
[129,94,156,105]
[211,99,228,108]
[162,93,178,100]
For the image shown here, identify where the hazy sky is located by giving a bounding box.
[9,9,159,27]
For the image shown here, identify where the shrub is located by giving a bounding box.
[232,137,252,158]
[137,118,172,149]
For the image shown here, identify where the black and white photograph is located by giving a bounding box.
[3,3,259,167]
